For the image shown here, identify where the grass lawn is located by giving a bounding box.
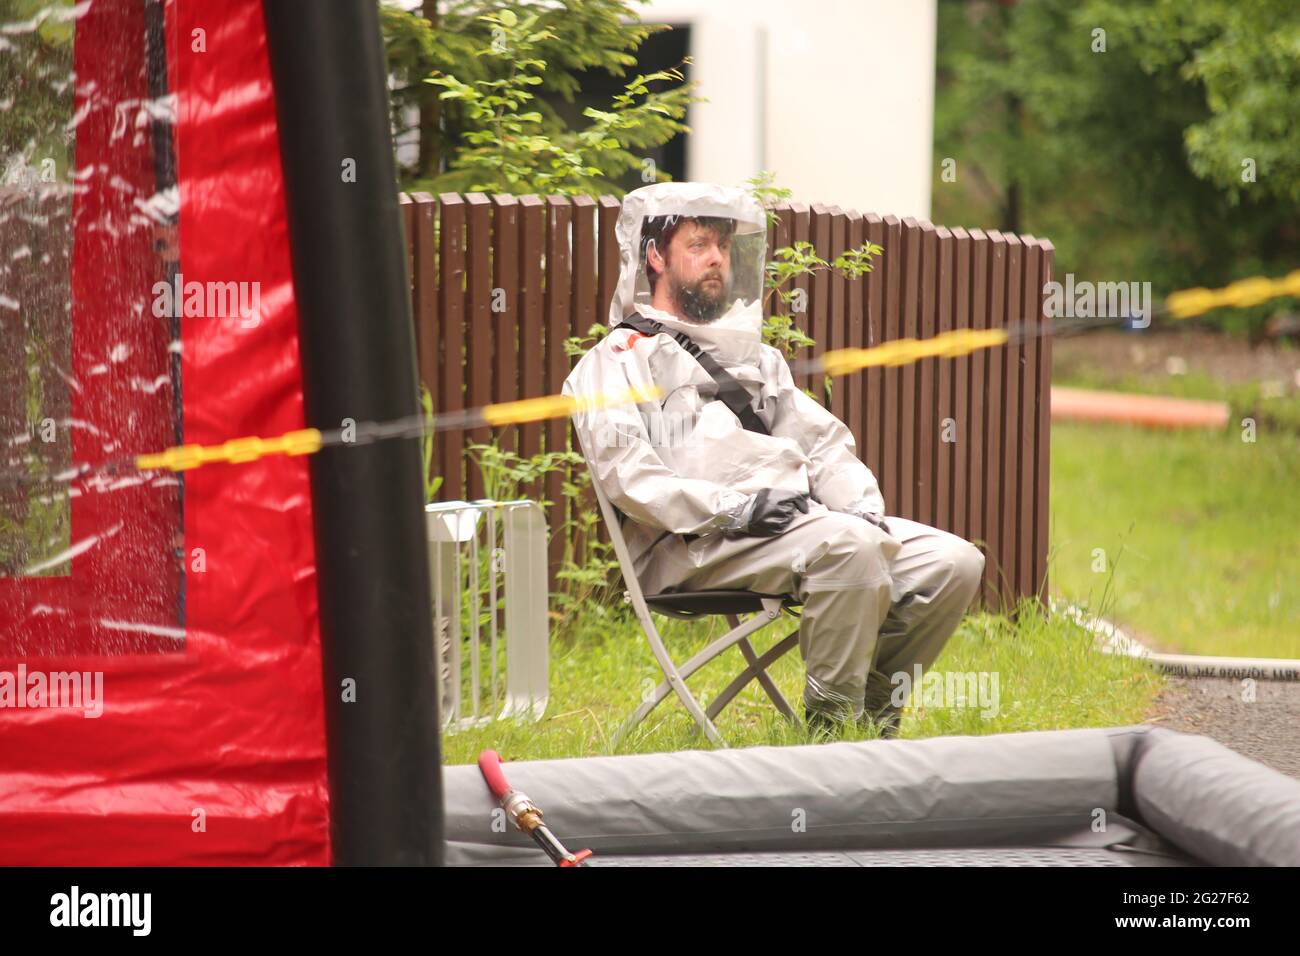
[1048,419,1300,658]
[1048,340,1300,661]
[439,598,1161,764]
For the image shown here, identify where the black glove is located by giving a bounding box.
[738,489,810,537]
[862,513,893,537]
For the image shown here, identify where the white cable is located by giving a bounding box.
[1052,600,1300,682]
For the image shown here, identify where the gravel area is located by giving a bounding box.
[1053,328,1300,392]
[1146,676,1300,780]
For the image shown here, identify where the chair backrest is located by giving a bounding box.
[576,433,658,611]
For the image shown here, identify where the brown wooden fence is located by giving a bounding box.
[399,191,1054,613]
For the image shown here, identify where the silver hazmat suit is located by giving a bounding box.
[562,182,985,724]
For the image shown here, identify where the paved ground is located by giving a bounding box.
[1146,676,1300,780]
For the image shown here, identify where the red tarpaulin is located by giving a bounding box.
[0,0,329,865]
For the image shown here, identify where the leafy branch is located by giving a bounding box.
[423,9,699,196]
[745,172,885,365]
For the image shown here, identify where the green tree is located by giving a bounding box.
[381,0,696,193]
[934,0,1300,335]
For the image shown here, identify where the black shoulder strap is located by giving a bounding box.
[619,312,770,436]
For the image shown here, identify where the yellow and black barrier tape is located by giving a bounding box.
[131,384,664,474]
[3,268,1295,486]
[1165,270,1300,320]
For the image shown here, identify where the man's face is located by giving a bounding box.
[651,220,733,323]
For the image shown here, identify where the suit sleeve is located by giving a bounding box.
[767,349,886,516]
[564,340,753,535]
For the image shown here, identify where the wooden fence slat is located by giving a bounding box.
[810,203,832,408]
[934,224,954,534]
[1018,236,1042,604]
[594,195,621,549]
[950,226,971,543]
[845,210,865,453]
[544,196,573,580]
[982,230,1008,611]
[597,196,621,329]
[881,215,903,509]
[864,213,886,485]
[1000,234,1024,612]
[518,196,545,476]
[464,193,493,500]
[917,220,938,528]
[967,229,989,596]
[827,207,848,423]
[570,195,599,567]
[1034,239,1056,604]
[491,195,520,456]
[572,195,598,342]
[399,192,415,290]
[437,193,466,503]
[898,218,921,520]
[789,202,812,393]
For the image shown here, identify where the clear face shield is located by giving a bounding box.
[633,214,767,325]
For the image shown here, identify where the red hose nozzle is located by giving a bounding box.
[477,749,511,800]
[477,748,592,867]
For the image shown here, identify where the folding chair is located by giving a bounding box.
[585,459,804,748]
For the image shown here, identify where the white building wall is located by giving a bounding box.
[641,0,937,219]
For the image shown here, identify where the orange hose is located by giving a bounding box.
[1051,386,1230,429]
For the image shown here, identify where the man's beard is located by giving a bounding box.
[671,271,730,323]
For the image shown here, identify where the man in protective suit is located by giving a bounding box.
[563,182,985,736]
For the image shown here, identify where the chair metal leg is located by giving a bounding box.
[613,606,782,748]
[727,613,799,721]
[615,613,726,748]
[738,636,799,720]
[707,630,800,721]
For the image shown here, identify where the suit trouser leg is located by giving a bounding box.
[861,516,987,719]
[637,504,897,719]
[635,505,984,722]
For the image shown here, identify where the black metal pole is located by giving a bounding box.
[262,0,443,866]
[144,0,186,626]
